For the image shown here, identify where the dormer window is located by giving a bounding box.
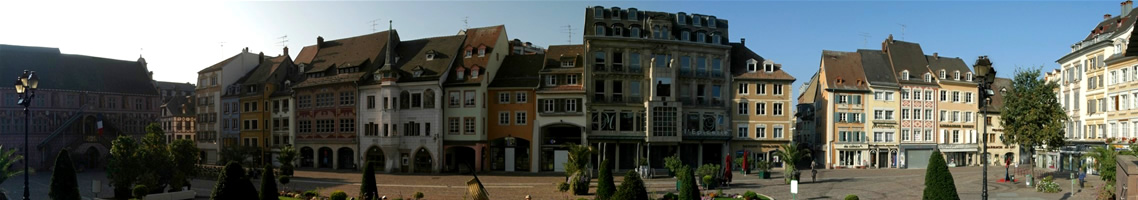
[711,33,721,44]
[763,63,774,72]
[924,73,932,82]
[901,70,910,80]
[966,72,973,81]
[708,16,716,28]
[471,65,481,79]
[939,70,946,79]
[696,32,706,43]
[426,50,436,61]
[413,66,424,77]
[836,78,845,85]
[612,25,623,36]
[465,47,473,58]
[693,15,701,27]
[628,8,637,20]
[478,46,486,57]
[630,26,641,38]
[561,59,575,68]
[680,31,690,41]
[954,71,961,80]
[595,24,606,36]
[677,12,686,24]
[747,59,758,72]
[594,6,603,18]
[456,67,466,80]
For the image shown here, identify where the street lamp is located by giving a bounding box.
[13,70,38,200]
[973,56,996,200]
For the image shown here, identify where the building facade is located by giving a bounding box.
[882,37,942,169]
[441,25,509,172]
[196,49,262,164]
[155,81,195,103]
[487,54,544,172]
[859,50,901,168]
[929,55,980,167]
[816,50,871,169]
[532,45,587,172]
[161,96,196,143]
[729,42,795,168]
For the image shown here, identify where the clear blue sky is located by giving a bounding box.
[0,1,1121,103]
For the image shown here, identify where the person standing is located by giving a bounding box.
[811,160,818,182]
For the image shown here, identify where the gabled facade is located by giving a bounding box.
[532,44,587,172]
[487,54,544,172]
[858,49,901,168]
[196,48,262,164]
[729,42,795,168]
[882,36,941,169]
[816,50,871,169]
[441,25,509,172]
[235,50,300,166]
[928,54,980,167]
[161,95,196,143]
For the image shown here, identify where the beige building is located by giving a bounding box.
[816,50,871,169]
[859,50,901,168]
[729,42,795,167]
[929,55,980,167]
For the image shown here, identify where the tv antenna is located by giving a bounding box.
[898,24,907,40]
[370,18,382,32]
[858,32,871,48]
[277,35,289,48]
[561,25,575,43]
[464,16,469,29]
[219,41,227,57]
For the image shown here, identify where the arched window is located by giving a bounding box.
[939,70,946,79]
[594,6,604,18]
[400,91,411,109]
[611,24,623,37]
[423,89,435,108]
[901,70,910,80]
[680,30,690,41]
[954,71,961,80]
[966,72,973,82]
[696,32,706,43]
[630,26,641,38]
[628,8,638,20]
[595,23,606,36]
[924,73,932,82]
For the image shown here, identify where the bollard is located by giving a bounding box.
[1071,172,1076,193]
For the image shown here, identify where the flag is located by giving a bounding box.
[96,114,104,136]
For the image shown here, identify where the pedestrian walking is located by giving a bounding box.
[811,160,818,182]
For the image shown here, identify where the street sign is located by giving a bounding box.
[791,180,798,193]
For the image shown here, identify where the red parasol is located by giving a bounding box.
[742,151,749,174]
[724,155,733,183]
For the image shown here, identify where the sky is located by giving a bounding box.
[0,1,1121,103]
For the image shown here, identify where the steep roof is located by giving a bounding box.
[729,43,794,81]
[798,72,820,104]
[446,25,506,85]
[0,44,158,95]
[883,38,935,86]
[241,56,286,86]
[295,30,395,88]
[857,49,898,88]
[926,55,973,84]
[539,44,585,92]
[155,81,195,92]
[821,50,869,92]
[391,35,467,82]
[1083,7,1138,42]
[293,46,319,65]
[983,77,1012,113]
[198,53,243,73]
[490,54,544,88]
[163,95,196,117]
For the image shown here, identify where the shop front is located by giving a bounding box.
[939,144,978,167]
[834,143,868,169]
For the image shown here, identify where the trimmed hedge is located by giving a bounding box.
[596,159,616,200]
[922,150,959,200]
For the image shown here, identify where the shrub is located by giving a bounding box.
[596,159,616,200]
[557,182,570,192]
[1036,175,1062,193]
[664,154,683,174]
[1098,183,1116,200]
[922,150,959,200]
[613,171,648,200]
[260,164,278,200]
[678,166,700,200]
[303,189,320,198]
[702,175,714,189]
[360,162,379,200]
[414,191,424,200]
[132,184,149,198]
[48,149,80,200]
[742,191,760,200]
[211,162,259,200]
[279,176,290,185]
[330,190,348,200]
[662,192,678,200]
[844,194,860,200]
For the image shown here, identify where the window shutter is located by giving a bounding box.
[835,113,840,123]
[940,129,947,144]
[859,113,865,123]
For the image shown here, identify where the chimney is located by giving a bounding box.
[741,38,746,45]
[283,46,289,56]
[887,34,894,43]
[259,52,264,64]
[317,36,325,47]
[243,47,249,53]
[1106,14,1113,20]
[933,52,938,59]
[1125,0,1134,16]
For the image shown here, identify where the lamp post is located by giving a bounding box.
[973,56,996,200]
[13,70,38,200]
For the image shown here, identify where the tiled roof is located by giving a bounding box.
[798,72,820,104]
[857,49,898,87]
[163,95,196,117]
[729,43,794,81]
[490,54,544,88]
[926,55,973,83]
[155,81,195,92]
[539,44,585,92]
[0,44,158,95]
[241,56,285,86]
[821,50,869,92]
[1083,7,1138,42]
[983,77,1012,113]
[446,25,506,85]
[882,38,935,86]
[295,30,396,88]
[391,35,467,82]
[293,46,319,64]
[198,53,243,73]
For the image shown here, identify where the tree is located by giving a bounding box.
[219,146,253,166]
[612,170,648,200]
[1000,68,1066,178]
[137,127,173,193]
[922,150,959,200]
[563,143,593,195]
[360,162,379,200]
[211,162,258,200]
[259,164,278,200]
[277,145,297,176]
[773,143,810,184]
[49,149,80,200]
[0,145,23,187]
[1085,146,1119,185]
[678,165,700,200]
[108,135,141,199]
[169,139,199,192]
[596,159,616,200]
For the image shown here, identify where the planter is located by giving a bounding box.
[758,171,771,179]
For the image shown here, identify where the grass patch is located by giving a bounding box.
[279,196,303,200]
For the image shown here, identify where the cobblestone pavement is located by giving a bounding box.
[0,166,1108,200]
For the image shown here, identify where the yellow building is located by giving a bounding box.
[928,55,980,167]
[237,53,299,164]
[729,43,796,167]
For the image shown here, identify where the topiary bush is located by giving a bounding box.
[279,176,290,185]
[662,192,678,200]
[303,189,319,198]
[414,191,424,200]
[330,190,348,200]
[612,171,648,200]
[360,162,379,200]
[596,159,616,200]
[259,164,278,200]
[132,184,149,199]
[678,166,700,200]
[48,149,80,200]
[211,162,259,200]
[922,150,959,200]
[742,191,760,200]
[844,194,859,200]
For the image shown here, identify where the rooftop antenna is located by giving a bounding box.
[858,32,870,48]
[464,16,469,29]
[370,18,382,32]
[219,41,227,58]
[898,24,907,40]
[561,25,575,43]
[277,35,289,48]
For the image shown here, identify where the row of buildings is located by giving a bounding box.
[798,36,1020,169]
[182,6,799,173]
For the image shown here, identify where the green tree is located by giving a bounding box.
[563,143,593,195]
[0,145,23,186]
[107,135,141,199]
[211,162,258,200]
[922,150,959,200]
[136,126,173,193]
[678,165,700,200]
[277,145,297,176]
[169,139,199,192]
[596,159,616,200]
[1000,68,1067,177]
[259,164,278,200]
[612,170,649,200]
[360,162,379,200]
[1085,146,1119,185]
[773,143,810,184]
[48,149,80,200]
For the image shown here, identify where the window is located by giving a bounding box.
[738,84,749,94]
[498,92,510,104]
[478,46,486,57]
[940,90,947,102]
[516,92,528,103]
[939,70,947,79]
[953,111,961,122]
[594,52,606,71]
[595,25,605,36]
[756,102,766,115]
[757,83,767,95]
[913,109,921,120]
[498,112,510,125]
[738,102,749,115]
[696,57,707,76]
[774,125,784,138]
[965,92,973,103]
[410,92,423,108]
[594,7,603,18]
[737,125,749,138]
[629,53,641,72]
[546,75,557,86]
[965,112,973,122]
[902,129,910,141]
[773,103,784,116]
[464,117,476,134]
[874,110,884,120]
[629,81,641,101]
[901,70,909,80]
[773,84,783,95]
[448,91,460,107]
[465,48,472,58]
[543,99,554,113]
[966,72,973,81]
[902,109,910,120]
[448,118,460,134]
[711,58,722,76]
[680,56,691,75]
[566,99,578,112]
[340,119,355,133]
[316,93,334,107]
[747,60,757,72]
[924,73,932,82]
[912,89,921,100]
[366,96,376,109]
[901,89,910,99]
[464,91,475,107]
[680,31,690,41]
[630,27,641,38]
[515,111,527,125]
[756,124,767,138]
[953,91,961,102]
[954,71,961,80]
[940,110,947,122]
[925,109,933,121]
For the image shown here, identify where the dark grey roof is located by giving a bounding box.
[883,38,936,86]
[391,35,467,82]
[155,81,195,92]
[982,77,1012,113]
[730,43,794,81]
[490,54,544,88]
[926,55,971,78]
[0,44,158,95]
[857,49,898,87]
[163,95,196,117]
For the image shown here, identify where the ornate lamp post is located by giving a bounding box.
[13,70,38,200]
[973,56,996,200]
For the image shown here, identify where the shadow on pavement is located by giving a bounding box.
[806,196,831,200]
[803,178,853,184]
[1059,192,1071,200]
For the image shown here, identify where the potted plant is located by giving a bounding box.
[638,156,651,178]
[756,160,772,179]
[664,155,682,177]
